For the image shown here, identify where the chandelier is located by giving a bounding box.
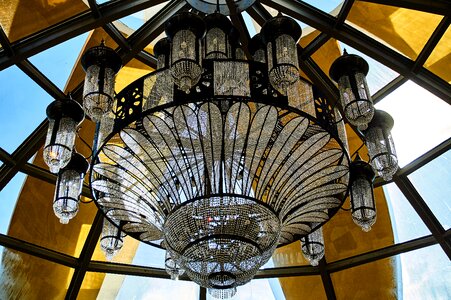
[42,2,399,298]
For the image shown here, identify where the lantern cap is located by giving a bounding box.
[350,154,375,182]
[329,49,369,81]
[153,37,171,57]
[204,12,232,32]
[81,42,122,73]
[260,15,302,45]
[61,152,89,175]
[46,98,85,124]
[165,12,206,40]
[249,33,265,55]
[365,109,394,131]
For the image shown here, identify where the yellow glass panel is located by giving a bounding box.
[0,0,89,43]
[331,257,397,299]
[278,275,327,300]
[347,2,443,60]
[425,26,451,83]
[0,247,74,299]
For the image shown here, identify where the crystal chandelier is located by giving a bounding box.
[42,2,400,298]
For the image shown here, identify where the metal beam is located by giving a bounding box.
[87,260,177,279]
[227,0,252,59]
[327,234,437,273]
[0,0,170,71]
[413,16,450,71]
[0,233,78,268]
[103,23,132,51]
[319,258,336,300]
[395,176,451,259]
[66,211,104,300]
[358,0,451,16]
[0,25,13,56]
[254,265,319,278]
[259,0,451,104]
[335,0,355,25]
[300,32,330,59]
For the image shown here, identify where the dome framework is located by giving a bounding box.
[0,1,450,299]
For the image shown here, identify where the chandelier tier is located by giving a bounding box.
[89,12,350,297]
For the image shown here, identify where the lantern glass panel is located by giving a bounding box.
[53,169,82,224]
[338,73,374,130]
[253,49,266,63]
[100,218,124,261]
[205,28,227,59]
[351,177,376,232]
[43,118,77,174]
[268,34,299,95]
[83,64,115,122]
[365,126,398,181]
[171,30,202,93]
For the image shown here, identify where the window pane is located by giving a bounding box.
[29,32,89,90]
[408,150,451,229]
[0,66,48,153]
[0,246,74,299]
[383,183,430,243]
[376,80,451,167]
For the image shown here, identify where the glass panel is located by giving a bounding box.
[425,26,451,84]
[0,172,27,234]
[84,272,200,299]
[29,32,89,90]
[375,80,451,167]
[302,0,343,16]
[331,257,398,299]
[0,0,88,42]
[0,65,49,153]
[383,183,430,243]
[6,174,96,257]
[408,150,451,229]
[276,275,325,300]
[398,245,451,299]
[98,237,165,269]
[0,246,74,299]
[346,2,443,60]
[337,41,399,95]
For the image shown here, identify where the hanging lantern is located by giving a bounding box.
[300,226,325,266]
[53,153,89,224]
[249,33,266,63]
[261,15,302,95]
[100,218,124,261]
[329,50,374,131]
[165,12,206,94]
[165,251,185,280]
[81,41,122,122]
[204,13,232,59]
[350,154,376,232]
[363,109,398,181]
[44,98,84,174]
[154,37,171,70]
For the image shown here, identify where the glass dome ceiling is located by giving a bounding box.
[0,0,450,299]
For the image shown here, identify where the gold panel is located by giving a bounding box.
[279,276,327,300]
[425,26,451,84]
[347,2,443,60]
[331,257,397,299]
[0,248,74,299]
[0,0,88,43]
